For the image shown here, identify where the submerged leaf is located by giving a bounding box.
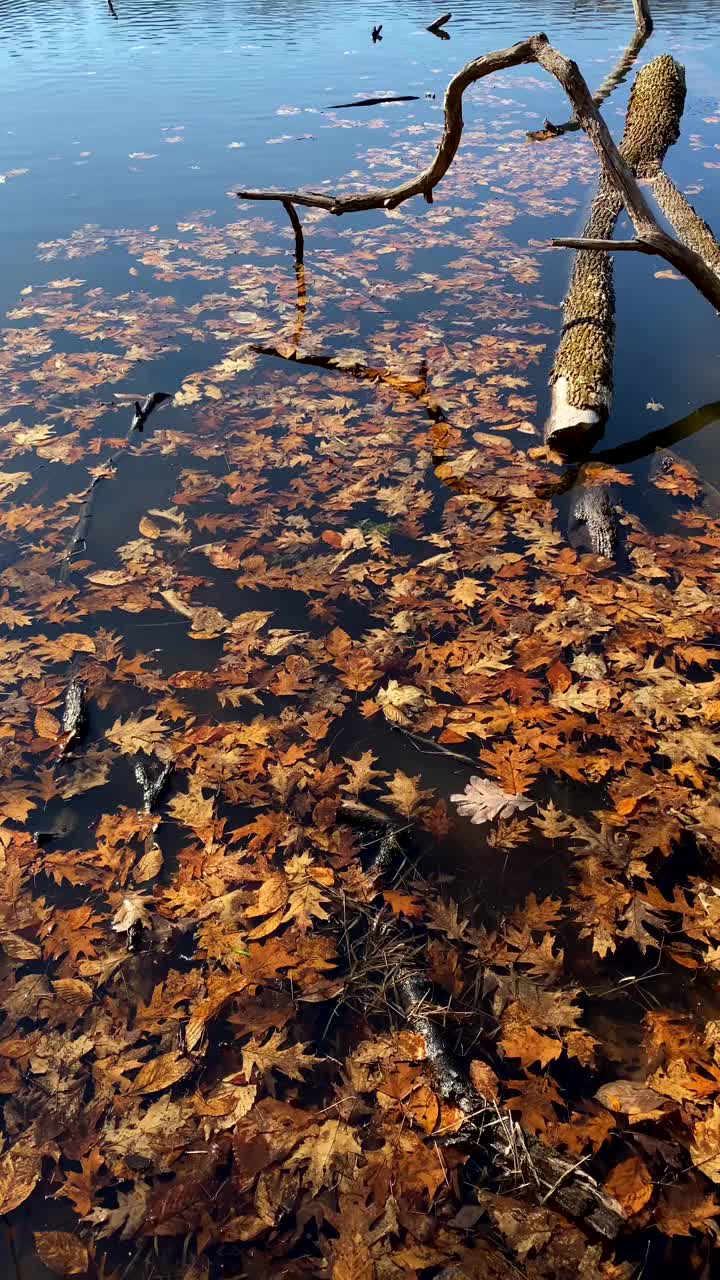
[451,775,533,825]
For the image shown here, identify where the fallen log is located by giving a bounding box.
[546,181,621,453]
[546,55,688,452]
[567,478,617,558]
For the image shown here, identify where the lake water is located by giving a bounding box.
[3,1,720,1277]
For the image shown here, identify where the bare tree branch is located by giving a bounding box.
[551,237,655,253]
[528,0,653,141]
[237,32,720,313]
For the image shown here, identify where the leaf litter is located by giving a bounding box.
[0,44,719,1280]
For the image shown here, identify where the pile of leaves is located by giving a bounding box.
[0,72,720,1280]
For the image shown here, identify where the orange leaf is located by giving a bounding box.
[605,1155,653,1217]
[128,1051,192,1095]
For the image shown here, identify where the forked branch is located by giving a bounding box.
[237,33,720,312]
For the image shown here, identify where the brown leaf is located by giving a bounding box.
[0,1141,42,1215]
[241,1030,323,1081]
[381,770,432,818]
[595,1080,667,1119]
[127,1051,192,1095]
[35,1232,90,1277]
[605,1155,653,1217]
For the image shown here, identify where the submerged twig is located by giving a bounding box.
[397,972,624,1237]
[59,678,86,758]
[134,758,174,813]
[428,13,452,38]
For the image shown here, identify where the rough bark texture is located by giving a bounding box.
[568,482,617,558]
[650,170,720,278]
[547,55,691,450]
[547,182,622,451]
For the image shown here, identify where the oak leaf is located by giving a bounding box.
[450,577,484,608]
[376,680,427,725]
[478,741,539,795]
[381,770,433,818]
[451,775,532,825]
[106,714,172,760]
[241,1030,322,1081]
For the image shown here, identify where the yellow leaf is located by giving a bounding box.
[35,708,61,739]
[139,515,161,539]
[128,1051,192,1095]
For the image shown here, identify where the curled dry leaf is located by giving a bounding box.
[376,679,428,725]
[595,1080,667,1120]
[111,894,153,934]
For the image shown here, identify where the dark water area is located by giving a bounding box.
[3,2,720,1278]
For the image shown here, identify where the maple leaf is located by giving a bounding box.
[289,1118,361,1193]
[241,1030,322,1081]
[451,775,532,824]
